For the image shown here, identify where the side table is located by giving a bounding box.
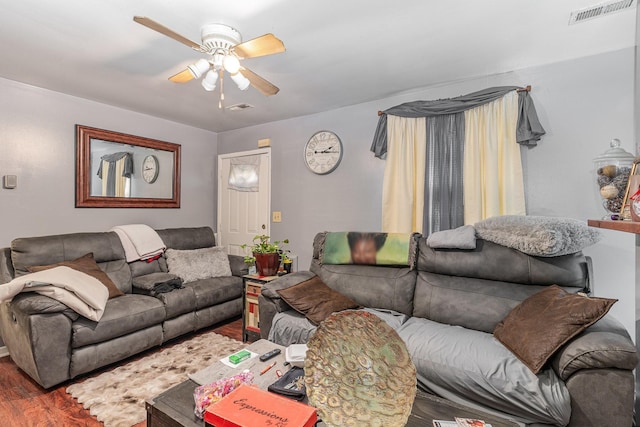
[242,274,278,342]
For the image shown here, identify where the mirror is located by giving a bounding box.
[76,125,181,208]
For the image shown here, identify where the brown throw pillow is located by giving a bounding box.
[494,285,616,374]
[276,276,360,325]
[27,253,124,299]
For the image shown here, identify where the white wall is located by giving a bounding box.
[0,77,218,244]
[219,48,636,336]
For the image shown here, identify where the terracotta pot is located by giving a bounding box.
[254,252,280,276]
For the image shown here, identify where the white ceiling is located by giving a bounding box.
[0,0,636,133]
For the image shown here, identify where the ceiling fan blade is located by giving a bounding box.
[169,69,195,83]
[241,67,280,96]
[133,16,202,51]
[234,34,285,59]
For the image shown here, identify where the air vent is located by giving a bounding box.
[569,0,635,24]
[227,103,254,111]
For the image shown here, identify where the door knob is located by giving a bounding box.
[262,224,266,230]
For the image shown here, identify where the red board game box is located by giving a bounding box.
[204,384,317,427]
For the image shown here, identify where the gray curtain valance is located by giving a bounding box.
[96,152,133,178]
[370,86,546,158]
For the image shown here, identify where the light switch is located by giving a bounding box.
[272,211,282,222]
[3,175,17,189]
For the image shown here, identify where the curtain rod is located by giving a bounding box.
[376,85,532,116]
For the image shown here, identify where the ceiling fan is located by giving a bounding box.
[133,16,285,107]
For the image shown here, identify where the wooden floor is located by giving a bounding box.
[0,317,243,427]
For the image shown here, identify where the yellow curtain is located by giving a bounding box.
[101,160,110,196]
[463,90,525,223]
[101,158,130,197]
[382,115,426,233]
[114,157,128,197]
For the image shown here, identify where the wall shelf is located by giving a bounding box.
[587,219,640,234]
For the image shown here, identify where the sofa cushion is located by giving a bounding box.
[157,226,216,250]
[398,317,571,426]
[185,276,243,310]
[494,285,616,374]
[155,286,197,319]
[11,231,126,276]
[268,310,318,346]
[129,258,163,277]
[98,259,133,294]
[276,276,360,325]
[27,253,124,299]
[414,271,563,333]
[268,308,410,347]
[71,294,165,348]
[310,260,416,316]
[417,238,590,289]
[166,247,231,283]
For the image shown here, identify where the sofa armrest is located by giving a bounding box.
[259,271,316,339]
[9,293,80,321]
[564,368,635,427]
[551,314,638,381]
[228,254,249,277]
[0,247,13,285]
[0,301,73,388]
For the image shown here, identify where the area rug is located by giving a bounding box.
[66,331,244,427]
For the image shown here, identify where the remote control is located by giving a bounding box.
[259,348,281,361]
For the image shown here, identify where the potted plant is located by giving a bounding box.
[241,235,289,277]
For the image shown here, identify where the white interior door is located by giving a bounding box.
[217,149,271,256]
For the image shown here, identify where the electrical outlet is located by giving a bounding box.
[272,211,282,222]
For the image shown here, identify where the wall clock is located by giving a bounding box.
[142,155,159,183]
[304,131,343,175]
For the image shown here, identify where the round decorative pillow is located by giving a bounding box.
[304,310,417,427]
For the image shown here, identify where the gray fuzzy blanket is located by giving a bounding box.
[475,215,601,257]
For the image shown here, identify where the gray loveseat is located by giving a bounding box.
[259,232,637,427]
[0,226,246,388]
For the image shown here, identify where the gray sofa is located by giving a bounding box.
[259,232,638,427]
[0,226,246,388]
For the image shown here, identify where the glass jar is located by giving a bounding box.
[593,138,634,219]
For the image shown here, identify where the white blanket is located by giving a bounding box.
[0,267,109,321]
[111,224,166,262]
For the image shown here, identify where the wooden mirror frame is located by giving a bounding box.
[75,125,181,208]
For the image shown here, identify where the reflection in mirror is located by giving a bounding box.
[76,125,181,208]
[90,140,174,199]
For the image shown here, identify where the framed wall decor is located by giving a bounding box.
[75,125,181,208]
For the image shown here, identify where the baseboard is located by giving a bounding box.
[0,345,8,358]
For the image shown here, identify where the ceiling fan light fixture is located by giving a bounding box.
[201,70,219,91]
[133,17,282,97]
[230,71,251,91]
[187,58,211,79]
[223,54,241,74]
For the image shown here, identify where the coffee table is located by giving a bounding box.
[146,340,519,427]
